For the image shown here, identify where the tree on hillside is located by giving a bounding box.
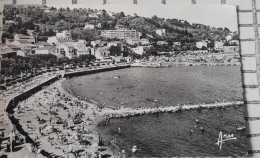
[109,46,122,56]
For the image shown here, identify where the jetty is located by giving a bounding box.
[100,101,244,119]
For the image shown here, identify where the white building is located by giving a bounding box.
[156,29,166,36]
[173,42,181,46]
[132,46,144,55]
[96,23,102,28]
[157,41,168,45]
[101,29,141,40]
[126,38,139,46]
[47,30,73,44]
[225,35,233,42]
[107,41,122,47]
[140,39,150,46]
[91,40,101,47]
[229,40,239,46]
[214,42,224,51]
[84,23,95,30]
[35,45,57,55]
[14,34,35,44]
[196,41,207,49]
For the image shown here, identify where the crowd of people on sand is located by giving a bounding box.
[11,78,144,158]
[0,66,244,158]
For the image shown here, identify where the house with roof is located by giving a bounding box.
[91,40,101,47]
[92,46,110,59]
[225,34,233,42]
[34,45,57,55]
[156,29,166,36]
[196,41,207,49]
[140,39,150,46]
[47,30,73,44]
[228,40,239,46]
[14,34,35,44]
[36,42,52,48]
[84,23,95,30]
[107,41,123,47]
[132,46,145,55]
[214,41,224,52]
[173,42,181,46]
[56,42,90,59]
[96,23,102,28]
[157,41,168,46]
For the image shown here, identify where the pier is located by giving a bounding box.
[101,101,244,119]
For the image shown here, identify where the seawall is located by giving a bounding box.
[5,75,61,157]
[63,65,131,78]
[6,75,61,114]
[4,65,131,157]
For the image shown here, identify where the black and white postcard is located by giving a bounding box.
[0,3,247,158]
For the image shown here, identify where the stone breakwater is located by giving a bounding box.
[101,101,244,119]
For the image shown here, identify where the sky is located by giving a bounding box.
[3,0,238,31]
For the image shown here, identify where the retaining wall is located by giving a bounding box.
[63,65,131,78]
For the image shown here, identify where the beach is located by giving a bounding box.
[9,77,245,157]
[0,66,246,157]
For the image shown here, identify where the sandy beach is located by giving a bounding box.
[11,78,116,157]
[1,68,244,158]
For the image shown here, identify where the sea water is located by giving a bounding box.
[62,66,246,156]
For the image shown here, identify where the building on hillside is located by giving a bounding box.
[17,49,30,57]
[84,23,95,30]
[47,30,73,44]
[225,34,233,42]
[91,46,110,59]
[36,42,52,48]
[126,38,139,46]
[214,42,224,52]
[132,46,145,55]
[173,42,181,46]
[157,41,168,46]
[88,13,98,18]
[140,39,150,46]
[91,40,101,47]
[56,30,73,42]
[34,45,57,55]
[101,29,141,40]
[115,24,126,30]
[47,36,58,44]
[196,41,207,49]
[107,41,122,47]
[96,23,102,28]
[27,30,35,36]
[223,46,239,54]
[56,42,90,59]
[228,40,239,46]
[156,29,166,36]
[0,49,17,58]
[14,34,35,44]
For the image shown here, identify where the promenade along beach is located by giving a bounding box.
[7,65,246,157]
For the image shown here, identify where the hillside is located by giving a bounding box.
[2,5,236,44]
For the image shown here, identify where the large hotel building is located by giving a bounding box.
[101,29,141,40]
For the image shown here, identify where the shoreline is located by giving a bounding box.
[1,65,244,157]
